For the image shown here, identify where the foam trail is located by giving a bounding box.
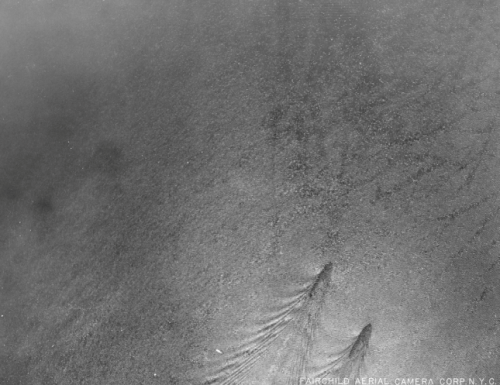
[271,262,333,385]
[201,262,334,385]
[317,323,372,381]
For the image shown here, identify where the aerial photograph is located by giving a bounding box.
[0,0,499,384]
